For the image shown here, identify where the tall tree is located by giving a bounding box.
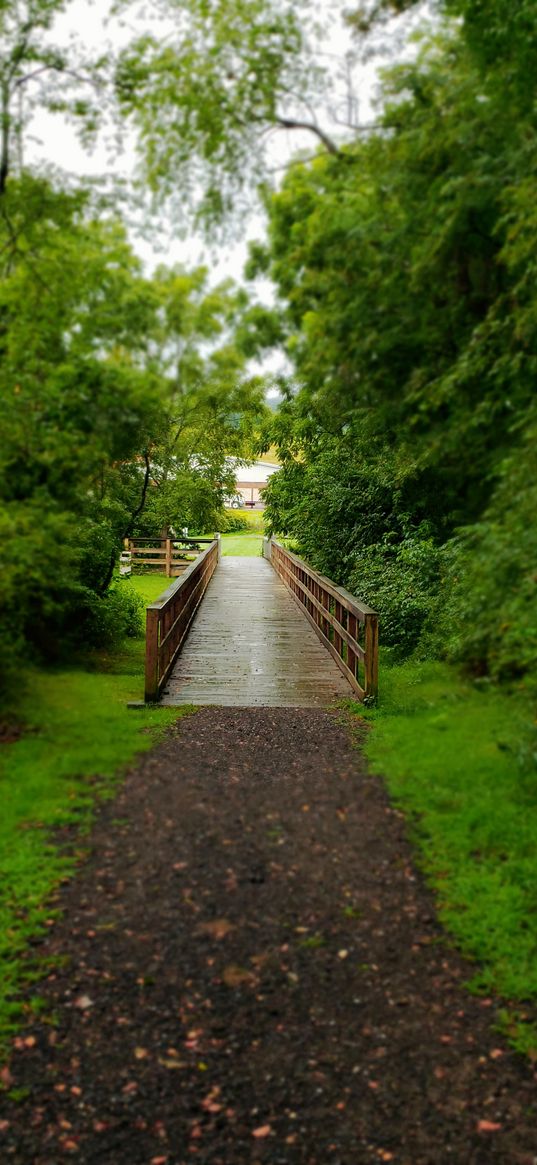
[114,0,339,227]
[0,0,101,195]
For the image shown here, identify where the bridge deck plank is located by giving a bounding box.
[160,557,351,707]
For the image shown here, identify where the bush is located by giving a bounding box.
[72,583,145,649]
[348,532,441,658]
[216,511,251,533]
[424,431,537,689]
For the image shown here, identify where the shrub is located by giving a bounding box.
[424,431,537,690]
[72,583,145,649]
[216,511,251,533]
[348,532,441,658]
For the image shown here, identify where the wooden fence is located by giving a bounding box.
[268,539,379,702]
[145,538,220,702]
[127,537,215,578]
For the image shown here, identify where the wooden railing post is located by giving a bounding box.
[364,613,379,700]
[145,607,161,702]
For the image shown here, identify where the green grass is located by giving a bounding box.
[351,657,537,1047]
[128,573,170,602]
[220,531,264,556]
[0,576,190,1048]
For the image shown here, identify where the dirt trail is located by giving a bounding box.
[1,708,536,1164]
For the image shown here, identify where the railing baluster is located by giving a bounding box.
[145,540,219,702]
[268,539,378,703]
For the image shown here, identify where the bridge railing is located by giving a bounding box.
[145,537,220,702]
[267,538,379,702]
[127,536,215,578]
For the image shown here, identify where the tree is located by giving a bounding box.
[0,166,273,687]
[0,0,101,195]
[0,174,168,666]
[132,263,269,536]
[256,20,537,685]
[114,0,340,227]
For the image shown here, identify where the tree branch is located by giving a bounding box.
[0,83,10,196]
[273,115,340,156]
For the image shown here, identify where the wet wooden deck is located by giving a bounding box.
[160,557,352,707]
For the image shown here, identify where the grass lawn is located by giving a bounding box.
[220,531,264,556]
[0,576,190,1049]
[353,657,537,1051]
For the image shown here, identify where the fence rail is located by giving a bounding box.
[145,539,220,702]
[268,538,378,701]
[127,537,215,577]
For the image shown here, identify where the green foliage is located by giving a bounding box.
[0,178,267,683]
[257,17,537,687]
[217,511,251,533]
[73,583,145,649]
[349,533,440,656]
[425,422,537,688]
[0,0,101,195]
[114,0,323,226]
[0,177,163,672]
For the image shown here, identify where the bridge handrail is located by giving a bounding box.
[128,536,215,578]
[145,538,220,702]
[268,538,378,701]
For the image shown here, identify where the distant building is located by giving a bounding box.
[230,460,279,506]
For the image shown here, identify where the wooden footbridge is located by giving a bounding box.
[143,539,378,708]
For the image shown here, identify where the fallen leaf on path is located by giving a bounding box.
[134,1047,149,1060]
[73,995,93,1010]
[222,964,256,988]
[196,919,234,940]
[477,1120,503,1132]
[252,1125,272,1138]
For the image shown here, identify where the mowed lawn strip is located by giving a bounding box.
[0,575,190,1046]
[220,531,263,556]
[356,657,537,1049]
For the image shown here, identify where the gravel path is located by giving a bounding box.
[1,708,536,1164]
